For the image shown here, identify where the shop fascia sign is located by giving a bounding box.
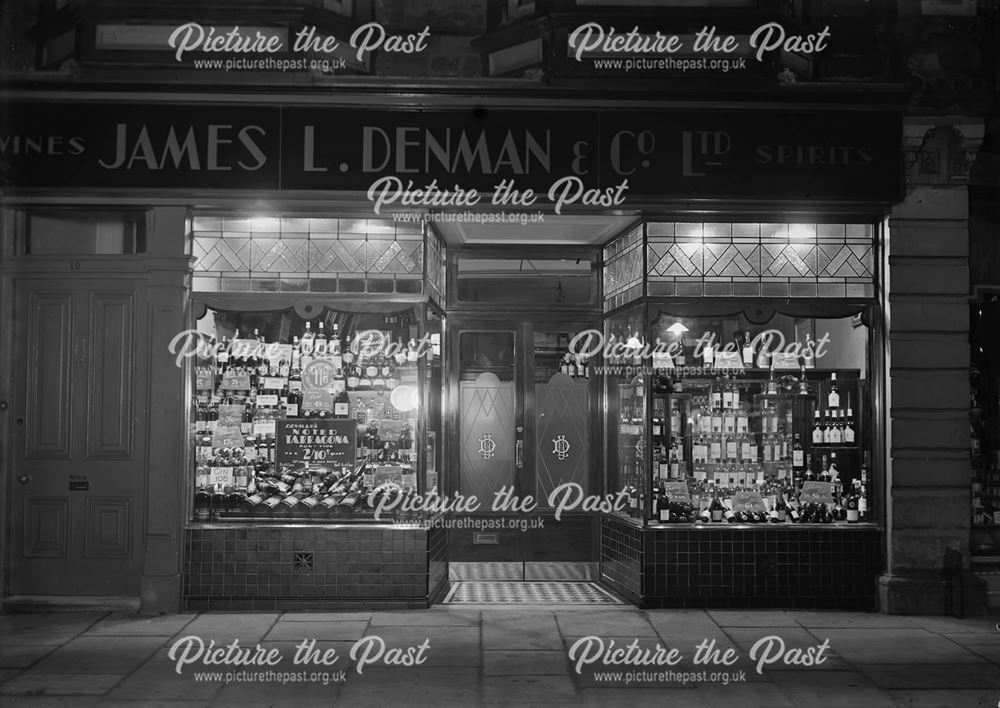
[0,103,903,204]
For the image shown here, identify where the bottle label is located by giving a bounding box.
[813,429,823,445]
[846,509,859,522]
[711,393,721,409]
[741,442,751,459]
[737,416,748,434]
[844,428,855,443]
[858,498,867,513]
[723,391,734,408]
[726,441,737,459]
[828,391,840,408]
[334,402,350,416]
[793,450,804,467]
[710,442,722,460]
[659,508,670,522]
[711,415,722,433]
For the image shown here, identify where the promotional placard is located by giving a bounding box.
[302,389,333,412]
[218,404,244,427]
[302,360,339,391]
[210,426,244,449]
[733,490,768,513]
[661,481,691,503]
[799,481,835,504]
[220,370,251,390]
[771,353,801,370]
[713,351,744,370]
[195,368,215,390]
[276,419,357,466]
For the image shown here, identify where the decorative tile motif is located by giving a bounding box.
[646,222,875,298]
[425,231,446,306]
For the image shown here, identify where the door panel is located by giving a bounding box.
[24,292,73,458]
[459,372,516,502]
[10,279,146,597]
[534,373,589,506]
[86,291,135,458]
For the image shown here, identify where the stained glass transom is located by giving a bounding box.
[646,222,875,298]
[191,216,425,294]
[603,223,644,312]
[425,229,447,307]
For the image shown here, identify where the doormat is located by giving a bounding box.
[443,581,623,605]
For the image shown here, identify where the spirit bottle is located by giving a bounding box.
[798,366,809,395]
[812,410,824,445]
[314,322,328,357]
[741,332,754,367]
[844,408,855,443]
[827,372,840,408]
[766,364,778,395]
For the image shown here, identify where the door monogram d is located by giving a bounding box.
[535,372,589,505]
[459,372,516,504]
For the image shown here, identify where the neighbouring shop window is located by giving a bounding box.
[24,210,146,254]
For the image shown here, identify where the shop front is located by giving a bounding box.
[4,92,983,614]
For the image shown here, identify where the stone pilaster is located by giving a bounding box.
[879,118,988,614]
[140,207,193,614]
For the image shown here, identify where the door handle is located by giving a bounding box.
[515,426,524,469]
[17,473,31,485]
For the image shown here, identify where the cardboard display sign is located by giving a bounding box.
[276,419,357,466]
[661,481,691,504]
[733,490,768,513]
[799,481,835,504]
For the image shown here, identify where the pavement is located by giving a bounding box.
[0,606,998,707]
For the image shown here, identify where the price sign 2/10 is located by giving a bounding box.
[302,449,329,462]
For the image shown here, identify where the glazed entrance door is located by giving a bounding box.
[7,278,147,597]
[451,321,596,565]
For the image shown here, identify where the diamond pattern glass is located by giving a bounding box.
[646,221,875,298]
[191,215,428,294]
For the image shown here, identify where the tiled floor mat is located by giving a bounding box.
[443,581,623,605]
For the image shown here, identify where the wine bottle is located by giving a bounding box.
[792,434,804,469]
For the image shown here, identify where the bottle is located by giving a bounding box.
[659,490,671,523]
[710,377,722,410]
[669,449,680,479]
[844,408,856,444]
[330,323,343,371]
[831,410,843,444]
[722,375,734,409]
[766,364,778,395]
[812,410,823,445]
[820,454,830,483]
[710,495,724,522]
[314,321,328,357]
[334,389,351,419]
[845,482,860,523]
[703,338,714,367]
[822,411,833,444]
[798,366,809,395]
[827,372,840,408]
[741,332,754,367]
[300,322,314,370]
[792,434,804,469]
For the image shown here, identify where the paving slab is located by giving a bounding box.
[0,673,123,696]
[555,611,658,638]
[884,689,1000,707]
[707,610,799,628]
[368,609,481,626]
[277,612,372,623]
[0,614,106,645]
[815,628,990,664]
[857,662,1000,690]
[484,650,571,676]
[24,636,165,675]
[0,698,98,708]
[482,674,579,704]
[788,611,918,629]
[335,667,479,707]
[263,620,370,643]
[100,647,222,703]
[0,645,57,670]
[768,669,893,708]
[169,613,280,645]
[720,627,851,671]
[85,613,197,637]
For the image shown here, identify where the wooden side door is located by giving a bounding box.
[8,278,147,597]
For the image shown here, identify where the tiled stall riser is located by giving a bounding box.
[184,525,447,611]
[600,516,881,610]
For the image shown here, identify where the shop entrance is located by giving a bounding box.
[447,318,599,571]
[6,277,147,599]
